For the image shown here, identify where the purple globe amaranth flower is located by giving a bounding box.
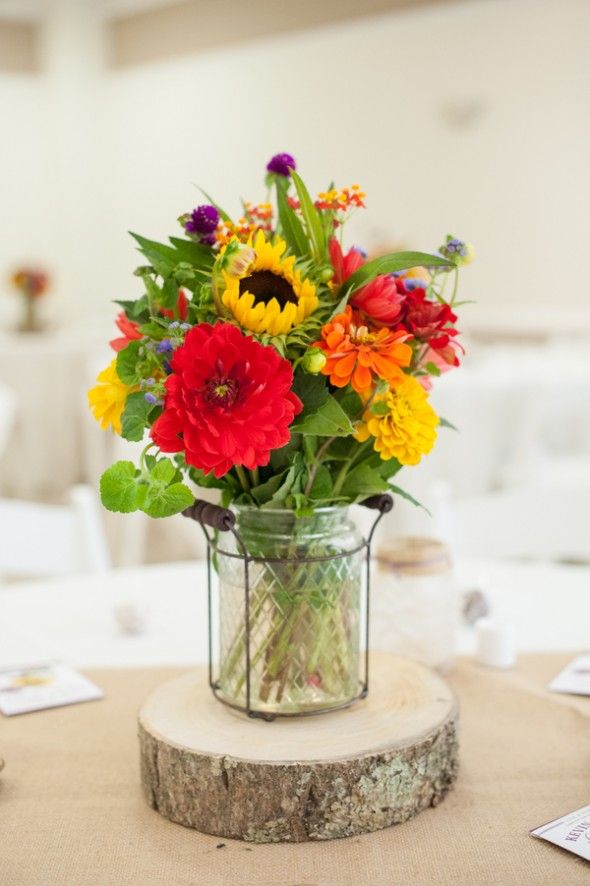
[184,204,220,236]
[266,152,296,177]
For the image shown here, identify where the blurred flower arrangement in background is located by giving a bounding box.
[10,267,49,333]
[89,153,473,520]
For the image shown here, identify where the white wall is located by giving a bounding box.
[1,0,589,326]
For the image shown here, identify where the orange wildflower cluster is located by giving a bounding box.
[244,201,273,232]
[215,203,274,245]
[315,184,366,213]
[314,305,412,395]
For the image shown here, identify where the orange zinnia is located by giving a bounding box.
[314,305,412,393]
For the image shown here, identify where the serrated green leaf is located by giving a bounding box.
[121,392,150,442]
[142,482,194,518]
[291,171,326,261]
[341,251,454,296]
[149,458,177,485]
[290,395,354,437]
[99,461,145,513]
[116,340,143,384]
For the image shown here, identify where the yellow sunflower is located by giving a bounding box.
[355,375,439,466]
[88,359,137,435]
[220,230,318,336]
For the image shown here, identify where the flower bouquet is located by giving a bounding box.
[11,267,49,333]
[89,153,471,715]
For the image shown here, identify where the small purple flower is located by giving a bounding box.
[163,360,173,374]
[144,393,159,405]
[184,204,219,236]
[145,377,155,387]
[404,279,428,291]
[266,152,296,177]
[157,338,173,354]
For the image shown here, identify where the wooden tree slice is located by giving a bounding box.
[139,653,459,843]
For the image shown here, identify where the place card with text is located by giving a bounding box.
[531,804,590,861]
[0,663,103,716]
[548,653,590,696]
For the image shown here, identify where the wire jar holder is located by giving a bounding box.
[183,493,393,721]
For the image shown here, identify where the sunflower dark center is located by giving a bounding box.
[239,270,297,308]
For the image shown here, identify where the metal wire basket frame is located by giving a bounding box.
[183,493,393,721]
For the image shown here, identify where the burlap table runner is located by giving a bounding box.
[1,654,588,885]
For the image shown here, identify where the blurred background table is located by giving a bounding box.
[1,558,587,670]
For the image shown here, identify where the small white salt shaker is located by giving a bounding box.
[475,617,516,669]
[114,602,149,635]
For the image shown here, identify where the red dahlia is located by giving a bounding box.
[151,323,302,477]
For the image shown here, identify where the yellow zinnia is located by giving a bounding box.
[220,230,318,336]
[355,375,439,466]
[88,359,136,435]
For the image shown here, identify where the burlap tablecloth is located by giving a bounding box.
[1,654,589,885]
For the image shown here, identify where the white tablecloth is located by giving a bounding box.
[0,323,113,499]
[0,558,586,670]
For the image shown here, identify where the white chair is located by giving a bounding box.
[0,484,110,580]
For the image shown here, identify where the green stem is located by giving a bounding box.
[235,465,250,492]
[450,266,459,305]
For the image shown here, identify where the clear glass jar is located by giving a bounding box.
[372,537,457,673]
[215,505,364,716]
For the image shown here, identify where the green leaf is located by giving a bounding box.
[290,394,354,437]
[276,183,308,258]
[99,461,145,513]
[168,237,214,268]
[292,373,329,412]
[142,482,194,518]
[291,171,326,261]
[375,454,402,480]
[389,484,430,513]
[160,276,179,309]
[121,392,150,442]
[308,464,333,500]
[261,460,302,508]
[439,416,459,431]
[340,462,388,501]
[342,252,454,296]
[130,233,179,276]
[251,470,288,506]
[425,361,441,377]
[149,458,177,484]
[116,340,143,385]
[269,435,301,471]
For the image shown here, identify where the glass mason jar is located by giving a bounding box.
[372,537,457,673]
[215,505,364,716]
